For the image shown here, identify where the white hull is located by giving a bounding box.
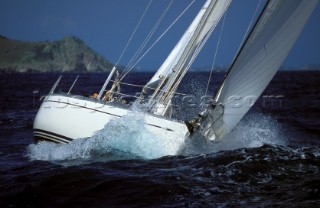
[33,93,189,144]
[33,0,318,147]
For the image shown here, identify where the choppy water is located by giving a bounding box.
[0,71,319,207]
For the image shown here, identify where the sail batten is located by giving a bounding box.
[194,0,318,141]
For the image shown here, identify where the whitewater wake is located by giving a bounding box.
[181,113,287,155]
[27,108,286,163]
[27,104,185,162]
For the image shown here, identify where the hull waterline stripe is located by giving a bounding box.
[34,129,73,143]
[34,132,70,144]
[34,129,73,141]
[34,132,69,144]
[34,133,69,144]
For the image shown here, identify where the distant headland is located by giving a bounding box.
[0,35,113,73]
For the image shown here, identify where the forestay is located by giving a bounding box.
[194,0,318,141]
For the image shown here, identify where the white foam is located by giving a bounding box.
[27,108,286,162]
[27,139,91,161]
[88,105,184,159]
[27,104,186,162]
[181,113,287,155]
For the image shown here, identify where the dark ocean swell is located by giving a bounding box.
[0,72,319,207]
[1,145,319,207]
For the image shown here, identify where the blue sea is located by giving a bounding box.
[0,71,319,207]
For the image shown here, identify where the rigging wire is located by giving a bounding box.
[108,79,188,96]
[205,10,228,96]
[149,0,214,104]
[167,24,213,103]
[123,0,175,78]
[164,3,231,104]
[116,0,153,69]
[234,0,263,63]
[119,0,196,82]
[214,0,266,102]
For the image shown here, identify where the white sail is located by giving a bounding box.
[194,0,318,141]
[143,0,232,92]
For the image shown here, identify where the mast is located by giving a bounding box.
[97,66,117,100]
[144,0,232,116]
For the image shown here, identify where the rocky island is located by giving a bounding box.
[0,35,113,73]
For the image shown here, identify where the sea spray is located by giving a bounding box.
[88,105,173,159]
[181,112,287,155]
[27,140,90,161]
[27,111,285,162]
[27,103,187,162]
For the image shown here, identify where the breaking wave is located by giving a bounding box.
[27,104,184,162]
[27,110,286,163]
[181,113,287,155]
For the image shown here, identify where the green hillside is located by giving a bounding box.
[0,35,113,73]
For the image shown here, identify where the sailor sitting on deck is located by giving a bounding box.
[90,92,99,99]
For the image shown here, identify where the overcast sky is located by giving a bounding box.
[1,0,319,70]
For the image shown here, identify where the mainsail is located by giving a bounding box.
[192,0,318,141]
[142,0,232,115]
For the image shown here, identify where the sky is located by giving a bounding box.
[1,0,320,71]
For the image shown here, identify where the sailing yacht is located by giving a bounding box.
[33,0,318,148]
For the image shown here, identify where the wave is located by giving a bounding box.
[27,104,183,162]
[27,110,286,163]
[181,112,287,155]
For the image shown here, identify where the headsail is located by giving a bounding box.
[192,0,318,141]
[142,0,232,115]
